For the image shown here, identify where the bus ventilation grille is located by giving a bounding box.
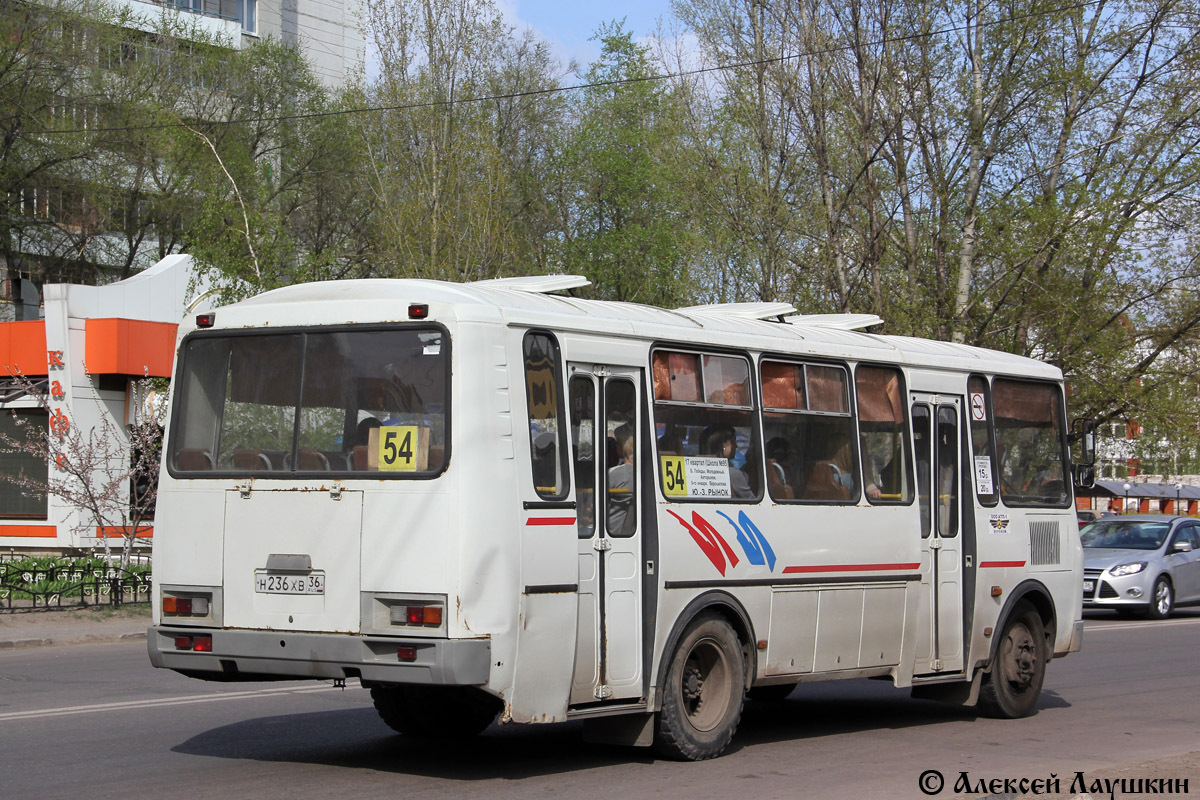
[1029,520,1061,566]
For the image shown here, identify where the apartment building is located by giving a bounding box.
[131,0,365,89]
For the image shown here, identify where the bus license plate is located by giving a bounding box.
[254,571,325,595]
[1082,579,1094,595]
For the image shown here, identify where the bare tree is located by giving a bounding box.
[0,374,162,569]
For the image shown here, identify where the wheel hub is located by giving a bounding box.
[683,663,704,702]
[1002,624,1038,691]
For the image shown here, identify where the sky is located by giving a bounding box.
[499,0,678,70]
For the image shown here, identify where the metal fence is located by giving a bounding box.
[0,562,151,613]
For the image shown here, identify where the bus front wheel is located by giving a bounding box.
[654,613,745,760]
[370,685,499,738]
[977,602,1046,719]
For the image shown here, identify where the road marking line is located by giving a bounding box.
[0,684,338,722]
[1084,618,1200,633]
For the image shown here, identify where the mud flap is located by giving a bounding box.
[911,669,983,707]
[582,713,655,747]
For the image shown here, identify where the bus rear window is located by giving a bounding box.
[169,328,449,477]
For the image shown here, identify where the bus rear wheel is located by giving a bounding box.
[370,685,499,738]
[977,602,1046,719]
[654,614,745,761]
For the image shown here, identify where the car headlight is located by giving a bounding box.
[1109,562,1147,577]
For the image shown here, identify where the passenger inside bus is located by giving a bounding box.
[352,417,381,470]
[765,437,795,500]
[607,424,636,536]
[801,434,855,501]
[701,425,753,499]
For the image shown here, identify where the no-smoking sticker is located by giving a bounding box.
[970,392,987,421]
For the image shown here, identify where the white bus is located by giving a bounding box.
[148,275,1089,760]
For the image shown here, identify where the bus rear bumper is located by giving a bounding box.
[147,626,491,685]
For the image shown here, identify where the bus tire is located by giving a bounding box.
[370,685,498,738]
[654,613,745,760]
[977,602,1046,719]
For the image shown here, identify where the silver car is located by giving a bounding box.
[1081,515,1200,618]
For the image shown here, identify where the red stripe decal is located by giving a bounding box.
[526,517,576,526]
[782,562,920,574]
[979,560,1026,568]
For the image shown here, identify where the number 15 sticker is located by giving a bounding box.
[379,426,418,471]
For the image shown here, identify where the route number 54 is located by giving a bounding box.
[379,426,419,472]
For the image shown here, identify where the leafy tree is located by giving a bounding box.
[560,23,692,306]
[0,0,233,294]
[361,0,568,281]
[185,39,374,296]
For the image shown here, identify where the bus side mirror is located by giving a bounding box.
[1071,418,1096,465]
[1073,464,1095,490]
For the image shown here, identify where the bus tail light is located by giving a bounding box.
[174,634,213,652]
[163,593,210,617]
[408,304,429,320]
[397,647,417,661]
[391,604,442,626]
[164,597,192,615]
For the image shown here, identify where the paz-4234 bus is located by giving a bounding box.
[148,275,1091,760]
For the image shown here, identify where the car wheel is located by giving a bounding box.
[977,602,1046,719]
[1148,576,1174,619]
[654,613,745,760]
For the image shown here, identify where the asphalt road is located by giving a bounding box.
[1,611,1197,800]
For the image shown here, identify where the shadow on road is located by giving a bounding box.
[171,677,1070,776]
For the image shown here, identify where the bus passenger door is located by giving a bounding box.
[912,395,965,675]
[568,365,645,705]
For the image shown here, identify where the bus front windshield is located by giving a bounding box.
[169,327,448,476]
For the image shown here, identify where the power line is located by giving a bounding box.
[31,0,1109,136]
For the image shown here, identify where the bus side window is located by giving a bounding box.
[523,332,568,499]
[653,349,759,502]
[993,379,1069,507]
[856,365,913,505]
[761,360,857,504]
[967,375,998,506]
[569,376,596,538]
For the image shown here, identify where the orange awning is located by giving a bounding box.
[85,319,178,377]
[0,320,48,376]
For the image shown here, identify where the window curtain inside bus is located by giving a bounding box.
[652,352,700,402]
[856,366,913,504]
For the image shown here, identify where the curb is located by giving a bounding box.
[0,638,52,650]
[0,631,147,650]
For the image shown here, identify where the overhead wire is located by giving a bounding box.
[29,0,1111,136]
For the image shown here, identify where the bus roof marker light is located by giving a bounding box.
[408,304,429,320]
[196,313,215,328]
